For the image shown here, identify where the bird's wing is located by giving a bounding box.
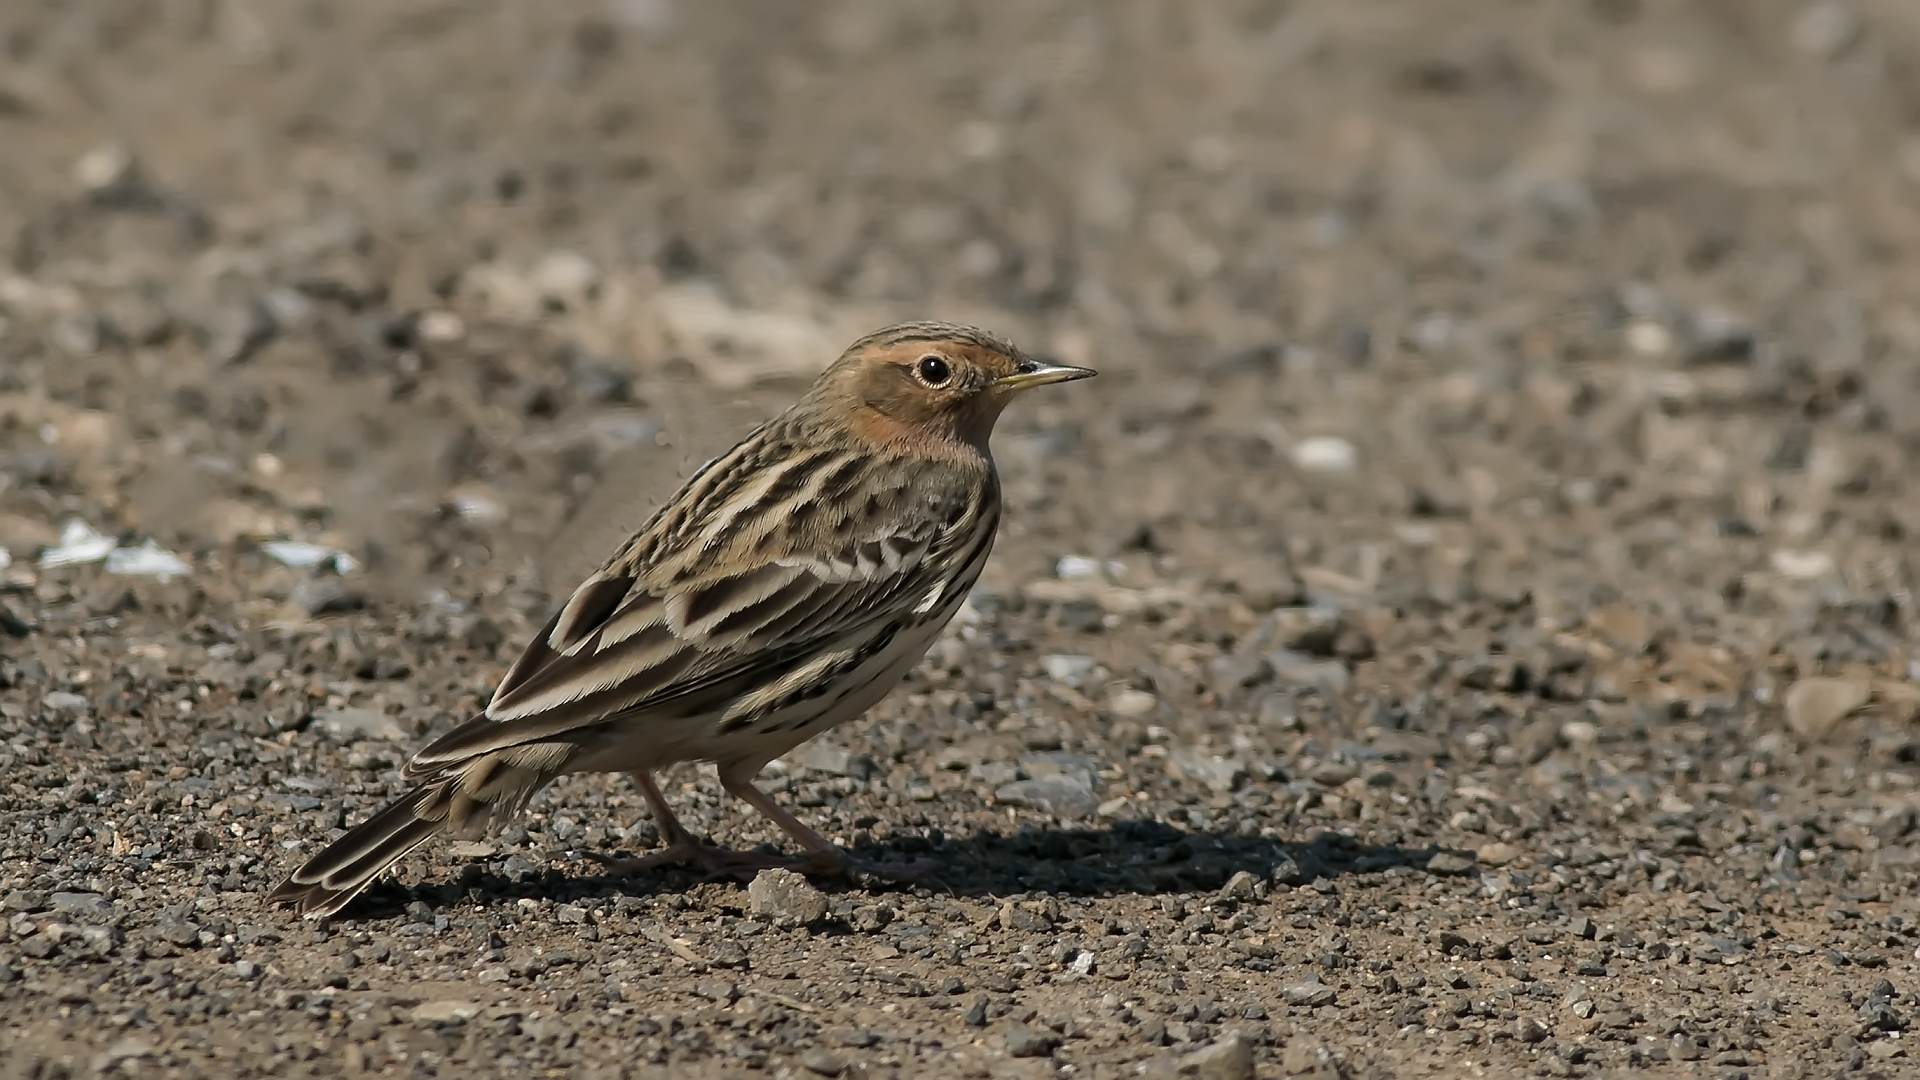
[402,472,990,777]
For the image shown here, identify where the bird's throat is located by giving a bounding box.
[848,402,996,463]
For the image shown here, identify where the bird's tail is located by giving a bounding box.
[269,739,572,918]
[267,781,463,919]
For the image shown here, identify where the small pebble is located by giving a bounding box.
[1783,677,1870,738]
[1005,1022,1060,1058]
[1291,435,1358,474]
[787,744,879,780]
[153,918,202,948]
[49,892,113,922]
[1514,1018,1550,1044]
[747,869,828,927]
[995,774,1099,819]
[1426,852,1477,876]
[1625,321,1673,357]
[311,707,407,742]
[1475,842,1519,866]
[836,1031,880,1049]
[1770,549,1835,580]
[1168,749,1248,794]
[1282,980,1336,1007]
[1178,1032,1255,1080]
[1055,555,1105,580]
[799,1048,847,1077]
[1218,870,1259,900]
[73,142,136,193]
[417,310,466,342]
[1041,653,1099,685]
[412,1000,481,1024]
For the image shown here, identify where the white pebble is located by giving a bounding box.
[417,310,466,343]
[1625,321,1673,357]
[106,540,190,580]
[260,540,332,568]
[1291,436,1358,474]
[73,143,134,193]
[40,521,116,567]
[1043,654,1099,685]
[1055,555,1105,580]
[1409,314,1455,353]
[532,250,599,302]
[1560,720,1599,748]
[1770,549,1835,580]
[261,540,358,574]
[452,490,508,524]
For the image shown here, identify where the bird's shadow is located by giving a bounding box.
[338,819,1468,920]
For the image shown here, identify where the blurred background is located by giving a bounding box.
[7,1,1920,1075]
[6,0,1919,619]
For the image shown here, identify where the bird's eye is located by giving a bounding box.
[915,354,952,387]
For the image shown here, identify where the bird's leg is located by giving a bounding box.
[720,770,943,883]
[584,772,811,879]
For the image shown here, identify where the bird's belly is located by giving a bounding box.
[709,614,954,772]
[566,711,735,775]
[567,596,968,780]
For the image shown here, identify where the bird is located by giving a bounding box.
[267,320,1094,918]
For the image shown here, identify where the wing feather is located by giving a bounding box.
[404,448,992,777]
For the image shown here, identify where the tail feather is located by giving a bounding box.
[268,753,567,918]
[266,784,454,919]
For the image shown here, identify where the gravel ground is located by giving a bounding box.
[6,1,1920,1077]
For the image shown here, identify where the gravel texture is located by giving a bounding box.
[5,2,1920,1077]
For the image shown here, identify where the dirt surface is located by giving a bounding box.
[6,1,1920,1077]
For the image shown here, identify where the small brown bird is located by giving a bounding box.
[268,321,1093,917]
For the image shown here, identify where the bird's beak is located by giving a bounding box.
[995,358,1097,392]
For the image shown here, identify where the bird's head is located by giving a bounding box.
[813,321,1095,455]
